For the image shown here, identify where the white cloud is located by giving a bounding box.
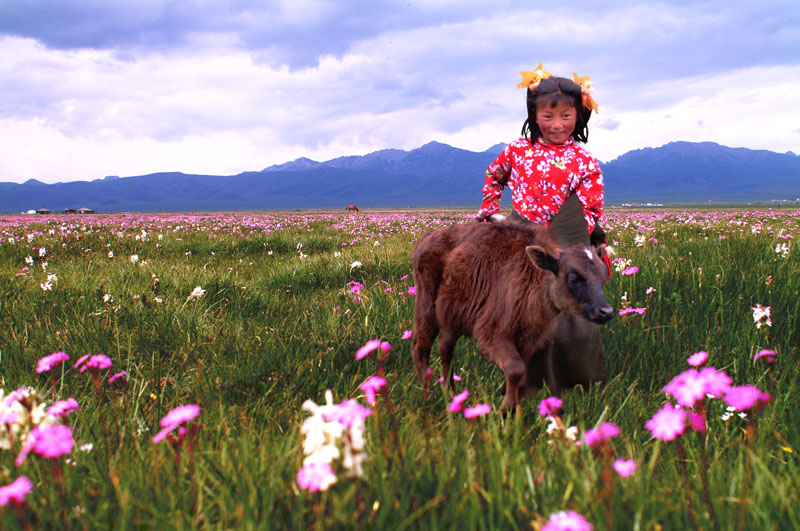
[1,1,799,183]
[591,65,800,162]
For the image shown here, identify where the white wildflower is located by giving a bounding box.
[634,234,646,247]
[187,286,206,301]
[565,426,579,442]
[614,259,632,274]
[350,261,363,270]
[751,304,772,329]
[107,250,114,258]
[39,247,46,257]
[130,254,139,264]
[545,416,560,436]
[25,255,34,266]
[775,242,790,258]
[299,389,371,480]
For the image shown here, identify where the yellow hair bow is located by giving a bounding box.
[517,62,552,90]
[573,72,599,113]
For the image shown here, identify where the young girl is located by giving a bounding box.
[477,64,609,394]
[476,63,606,247]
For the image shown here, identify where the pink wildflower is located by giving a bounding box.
[2,388,28,408]
[0,411,19,424]
[697,367,732,398]
[619,307,647,316]
[686,350,708,367]
[0,476,33,506]
[108,371,128,384]
[46,397,80,418]
[463,403,491,418]
[537,397,563,417]
[662,369,706,407]
[401,329,413,340]
[359,376,387,405]
[78,354,112,373]
[622,266,639,275]
[687,411,707,433]
[161,404,200,428]
[296,462,337,492]
[72,353,91,369]
[36,352,69,373]
[542,510,594,531]
[407,286,416,296]
[31,424,75,459]
[347,281,364,294]
[583,422,621,447]
[724,385,770,411]
[753,349,777,363]
[355,339,381,360]
[323,400,372,427]
[645,403,686,441]
[152,404,201,443]
[612,458,637,477]
[449,389,469,413]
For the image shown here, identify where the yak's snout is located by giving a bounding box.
[587,303,615,324]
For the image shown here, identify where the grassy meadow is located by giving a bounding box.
[0,208,798,529]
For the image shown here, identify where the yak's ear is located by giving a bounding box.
[526,245,560,274]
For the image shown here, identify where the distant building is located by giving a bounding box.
[65,208,78,214]
[77,207,95,214]
[36,208,52,214]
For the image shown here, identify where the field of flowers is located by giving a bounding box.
[0,208,798,529]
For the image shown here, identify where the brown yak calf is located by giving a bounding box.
[411,219,613,410]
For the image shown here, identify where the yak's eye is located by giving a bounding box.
[567,272,583,289]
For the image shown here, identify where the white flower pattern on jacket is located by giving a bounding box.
[478,137,604,232]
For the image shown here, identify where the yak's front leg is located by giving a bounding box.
[480,336,527,412]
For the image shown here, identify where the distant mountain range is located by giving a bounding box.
[1,141,799,213]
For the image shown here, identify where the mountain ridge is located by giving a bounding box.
[1,141,798,213]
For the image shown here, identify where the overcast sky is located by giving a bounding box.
[1,0,798,184]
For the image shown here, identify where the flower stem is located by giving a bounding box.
[696,431,720,531]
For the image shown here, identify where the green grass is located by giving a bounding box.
[0,209,798,529]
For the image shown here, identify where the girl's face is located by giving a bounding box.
[535,101,577,145]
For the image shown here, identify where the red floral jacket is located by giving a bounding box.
[477,137,604,232]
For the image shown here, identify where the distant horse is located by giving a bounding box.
[345,205,359,212]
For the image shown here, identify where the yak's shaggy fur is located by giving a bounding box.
[411,220,613,410]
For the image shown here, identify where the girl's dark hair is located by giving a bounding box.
[521,76,592,144]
